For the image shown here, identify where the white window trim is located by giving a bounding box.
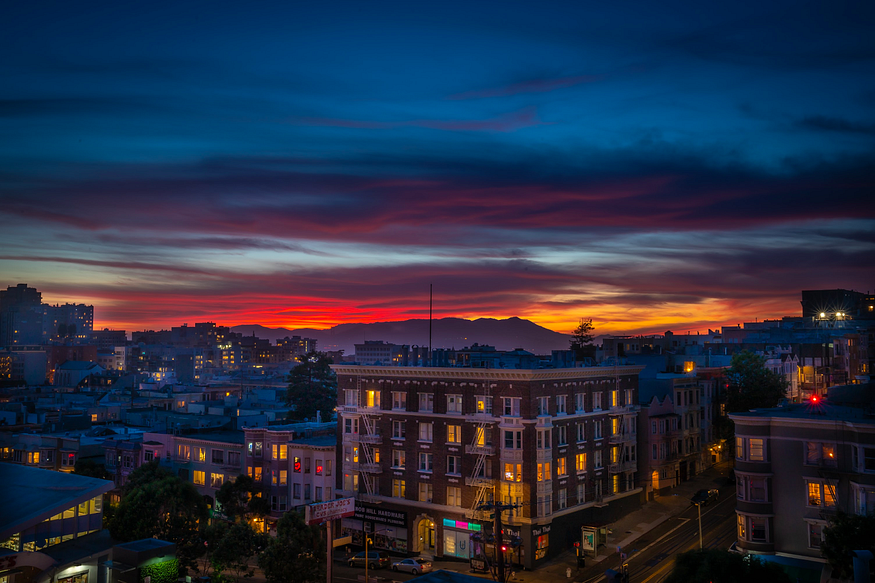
[736,511,773,543]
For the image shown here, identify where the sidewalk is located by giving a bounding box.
[426,460,735,583]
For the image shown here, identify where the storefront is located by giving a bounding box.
[441,518,481,559]
[340,502,409,553]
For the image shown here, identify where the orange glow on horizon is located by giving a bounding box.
[91,298,803,338]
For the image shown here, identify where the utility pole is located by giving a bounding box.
[477,501,521,583]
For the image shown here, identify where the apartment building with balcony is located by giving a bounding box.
[333,364,644,569]
[729,394,875,580]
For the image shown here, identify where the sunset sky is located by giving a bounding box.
[2,1,874,336]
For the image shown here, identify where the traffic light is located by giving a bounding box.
[501,545,508,553]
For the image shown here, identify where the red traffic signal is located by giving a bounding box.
[501,545,508,552]
[574,542,580,547]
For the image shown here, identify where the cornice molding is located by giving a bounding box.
[331,365,645,382]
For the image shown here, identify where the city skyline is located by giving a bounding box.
[2,1,874,335]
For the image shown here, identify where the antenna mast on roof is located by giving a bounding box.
[429,284,433,365]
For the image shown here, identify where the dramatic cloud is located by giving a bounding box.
[1,0,873,336]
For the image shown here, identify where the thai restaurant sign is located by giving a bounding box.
[305,497,356,525]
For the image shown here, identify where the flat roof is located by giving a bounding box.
[294,435,337,448]
[0,464,113,539]
[730,402,875,424]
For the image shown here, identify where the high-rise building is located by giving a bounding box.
[0,284,43,347]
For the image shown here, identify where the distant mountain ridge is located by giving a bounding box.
[232,317,572,355]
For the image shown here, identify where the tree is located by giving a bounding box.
[665,549,791,583]
[724,351,788,413]
[821,511,875,579]
[285,351,337,421]
[108,462,209,575]
[258,512,325,583]
[569,318,596,361]
[73,458,110,480]
[194,521,229,580]
[212,522,270,582]
[215,474,271,523]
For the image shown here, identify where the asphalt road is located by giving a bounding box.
[332,560,422,583]
[581,486,738,583]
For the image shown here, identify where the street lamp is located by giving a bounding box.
[364,535,373,583]
[693,501,703,549]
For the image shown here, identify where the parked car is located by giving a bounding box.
[348,550,390,569]
[690,488,719,506]
[392,558,433,575]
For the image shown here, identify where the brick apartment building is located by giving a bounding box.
[333,364,644,569]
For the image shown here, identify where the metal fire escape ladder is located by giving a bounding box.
[466,381,496,520]
[355,375,381,496]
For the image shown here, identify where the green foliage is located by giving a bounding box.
[821,511,875,579]
[73,458,110,480]
[212,522,270,582]
[285,351,337,421]
[139,559,180,583]
[109,462,209,575]
[216,474,269,522]
[724,350,787,414]
[195,521,230,579]
[258,512,325,583]
[665,549,791,583]
[569,318,596,361]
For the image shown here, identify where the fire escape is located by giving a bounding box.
[466,385,496,520]
[349,375,383,498]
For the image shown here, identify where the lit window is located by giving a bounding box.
[537,462,551,482]
[504,463,522,482]
[447,425,461,444]
[748,438,764,461]
[576,453,587,473]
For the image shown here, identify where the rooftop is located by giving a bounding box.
[0,464,113,539]
[730,401,875,424]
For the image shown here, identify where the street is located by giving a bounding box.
[579,485,738,583]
